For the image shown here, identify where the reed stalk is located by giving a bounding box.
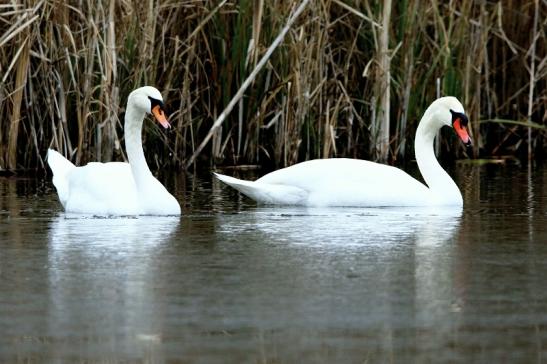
[375,0,392,163]
[0,0,544,171]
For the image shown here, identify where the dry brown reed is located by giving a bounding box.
[0,0,545,172]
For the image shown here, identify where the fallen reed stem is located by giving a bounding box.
[185,0,312,169]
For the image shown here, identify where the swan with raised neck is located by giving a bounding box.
[47,86,181,215]
[213,96,472,207]
[415,96,471,205]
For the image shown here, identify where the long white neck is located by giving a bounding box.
[414,108,462,204]
[125,102,152,186]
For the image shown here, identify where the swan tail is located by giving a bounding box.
[213,172,307,205]
[47,149,75,207]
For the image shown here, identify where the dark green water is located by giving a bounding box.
[1,163,547,362]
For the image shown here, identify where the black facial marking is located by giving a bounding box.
[449,109,469,127]
[148,96,165,110]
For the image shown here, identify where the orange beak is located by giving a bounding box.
[152,104,170,129]
[453,118,471,146]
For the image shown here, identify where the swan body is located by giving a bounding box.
[48,86,181,216]
[215,159,432,206]
[215,96,471,207]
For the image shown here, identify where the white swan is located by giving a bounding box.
[47,86,181,215]
[215,96,471,207]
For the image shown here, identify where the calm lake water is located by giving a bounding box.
[1,162,547,362]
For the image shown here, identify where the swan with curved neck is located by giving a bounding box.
[48,86,181,215]
[215,96,471,207]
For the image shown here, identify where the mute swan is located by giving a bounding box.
[48,86,181,215]
[215,96,471,207]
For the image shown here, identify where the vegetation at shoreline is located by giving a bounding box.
[0,0,545,172]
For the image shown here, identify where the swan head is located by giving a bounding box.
[429,96,472,146]
[128,86,170,128]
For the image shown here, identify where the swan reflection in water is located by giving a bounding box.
[46,214,179,360]
[45,206,463,360]
[48,214,179,251]
[214,204,464,353]
[216,205,463,248]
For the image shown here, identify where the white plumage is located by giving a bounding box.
[48,86,180,216]
[215,97,471,207]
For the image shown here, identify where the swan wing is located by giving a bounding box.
[64,162,139,215]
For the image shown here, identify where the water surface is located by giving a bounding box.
[1,163,547,362]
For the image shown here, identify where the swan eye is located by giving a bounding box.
[449,109,468,127]
[449,109,471,146]
[148,96,170,128]
[148,96,165,111]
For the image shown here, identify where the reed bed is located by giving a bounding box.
[0,0,545,172]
